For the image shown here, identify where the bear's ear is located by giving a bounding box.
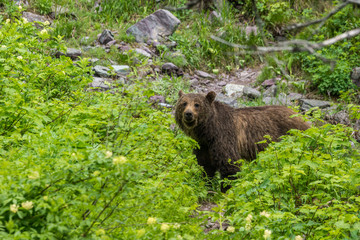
[178,90,184,97]
[206,91,216,104]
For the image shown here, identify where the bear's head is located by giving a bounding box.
[175,91,216,130]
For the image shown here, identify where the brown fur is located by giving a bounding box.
[175,91,310,189]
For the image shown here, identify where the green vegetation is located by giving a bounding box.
[0,0,359,239]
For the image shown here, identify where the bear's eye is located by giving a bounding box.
[194,103,200,108]
[182,102,187,107]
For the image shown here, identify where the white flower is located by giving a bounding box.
[18,5,22,10]
[113,156,127,165]
[6,19,10,24]
[10,204,19,213]
[245,223,251,231]
[105,151,113,158]
[173,223,181,229]
[21,201,33,210]
[17,56,23,60]
[245,214,253,223]
[40,29,48,35]
[260,211,270,218]
[227,226,235,233]
[147,217,156,225]
[295,236,303,240]
[1,45,6,49]
[22,18,28,24]
[28,171,40,179]
[263,229,272,239]
[44,21,50,26]
[160,223,170,232]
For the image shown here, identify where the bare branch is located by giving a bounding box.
[284,1,350,31]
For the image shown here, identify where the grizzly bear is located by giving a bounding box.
[175,91,310,191]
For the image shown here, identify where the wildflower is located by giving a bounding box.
[177,235,183,239]
[263,229,272,239]
[18,5,22,10]
[10,204,19,213]
[245,214,253,223]
[1,45,6,49]
[147,217,156,225]
[22,18,28,24]
[17,56,23,60]
[113,156,127,165]
[160,223,170,232]
[28,171,40,179]
[260,211,270,218]
[40,29,48,35]
[44,21,50,26]
[6,19,10,24]
[21,201,33,210]
[105,151,113,158]
[71,153,76,157]
[227,226,235,233]
[245,223,251,231]
[295,236,303,240]
[173,223,181,229]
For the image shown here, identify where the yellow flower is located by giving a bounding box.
[245,214,253,223]
[227,226,235,233]
[105,151,113,158]
[263,229,272,239]
[260,211,270,218]
[295,236,303,240]
[160,223,170,232]
[10,204,19,213]
[17,56,23,60]
[28,171,40,179]
[147,217,156,225]
[113,156,127,165]
[22,201,33,210]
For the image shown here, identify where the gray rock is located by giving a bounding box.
[149,95,165,103]
[93,65,111,78]
[299,99,331,111]
[22,12,50,28]
[195,70,214,79]
[263,85,277,97]
[158,103,173,108]
[263,94,290,106]
[126,9,180,43]
[111,65,130,75]
[262,78,278,87]
[217,81,227,87]
[243,86,261,99]
[55,48,82,60]
[351,67,360,87]
[216,93,240,108]
[135,48,152,58]
[161,62,183,76]
[105,40,117,48]
[89,77,112,90]
[99,29,114,45]
[287,92,303,101]
[224,84,244,97]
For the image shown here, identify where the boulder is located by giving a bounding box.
[126,9,180,43]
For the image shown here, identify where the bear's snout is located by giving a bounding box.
[184,111,194,121]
